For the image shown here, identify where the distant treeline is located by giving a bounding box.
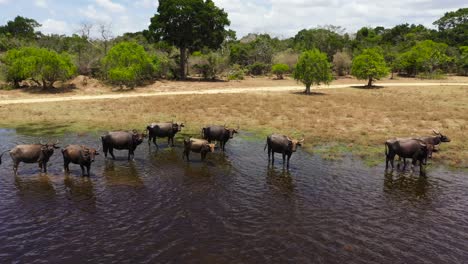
[0,2,467,89]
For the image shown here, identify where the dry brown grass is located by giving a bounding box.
[0,85,467,168]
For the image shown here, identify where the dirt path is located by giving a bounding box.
[0,82,466,105]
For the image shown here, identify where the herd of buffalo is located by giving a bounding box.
[0,122,450,176]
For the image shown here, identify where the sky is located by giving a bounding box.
[0,0,464,39]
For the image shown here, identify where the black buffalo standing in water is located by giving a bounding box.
[202,125,238,151]
[146,122,184,149]
[418,130,450,151]
[0,140,60,175]
[264,134,304,168]
[385,138,430,171]
[101,130,146,160]
[62,145,100,176]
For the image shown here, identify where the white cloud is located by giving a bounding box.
[39,19,70,35]
[79,5,112,23]
[135,0,158,8]
[95,0,126,13]
[35,0,47,8]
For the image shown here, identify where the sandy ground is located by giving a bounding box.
[0,79,467,105]
[0,75,467,102]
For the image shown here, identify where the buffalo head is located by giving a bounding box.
[433,129,451,143]
[203,143,216,153]
[132,130,147,145]
[173,123,185,132]
[227,128,238,139]
[40,139,60,156]
[287,137,305,152]
[82,146,100,162]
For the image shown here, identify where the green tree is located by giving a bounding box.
[433,8,468,46]
[293,49,333,94]
[351,48,389,87]
[2,47,76,89]
[145,0,230,79]
[0,16,41,39]
[101,42,156,88]
[271,63,289,79]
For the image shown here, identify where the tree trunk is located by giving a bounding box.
[391,70,394,79]
[42,79,48,90]
[179,47,187,80]
[367,77,373,87]
[305,84,311,94]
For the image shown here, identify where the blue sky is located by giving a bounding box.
[0,0,465,38]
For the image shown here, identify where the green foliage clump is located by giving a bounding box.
[332,51,352,76]
[227,64,246,80]
[102,42,157,87]
[351,48,389,87]
[397,40,452,76]
[1,47,76,89]
[271,63,290,79]
[293,49,333,94]
[458,46,468,76]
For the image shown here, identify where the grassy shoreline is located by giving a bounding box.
[1,84,467,168]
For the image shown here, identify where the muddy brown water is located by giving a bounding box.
[0,129,467,263]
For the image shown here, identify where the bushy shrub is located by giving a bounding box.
[248,62,269,75]
[271,63,290,79]
[192,52,228,80]
[332,51,352,76]
[416,69,447,79]
[1,47,76,89]
[102,41,156,88]
[228,64,246,80]
[273,49,299,70]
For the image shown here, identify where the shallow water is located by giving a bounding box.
[0,129,467,263]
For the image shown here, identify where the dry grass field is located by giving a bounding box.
[0,83,466,168]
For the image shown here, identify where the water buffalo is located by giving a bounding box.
[62,145,100,176]
[1,140,60,175]
[264,134,304,168]
[182,138,215,161]
[385,138,429,171]
[419,130,450,151]
[101,130,146,160]
[202,125,238,151]
[147,122,184,149]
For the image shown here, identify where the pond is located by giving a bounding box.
[0,129,467,263]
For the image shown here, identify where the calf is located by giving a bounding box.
[62,145,99,176]
[182,138,216,161]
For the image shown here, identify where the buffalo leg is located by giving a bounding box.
[153,137,159,150]
[267,147,271,163]
[103,143,108,158]
[43,162,48,173]
[109,147,115,160]
[86,165,91,176]
[287,154,291,169]
[282,153,286,168]
[271,151,275,165]
[128,150,134,161]
[170,137,175,147]
[64,160,70,173]
[80,165,85,176]
[13,162,19,175]
[201,152,206,161]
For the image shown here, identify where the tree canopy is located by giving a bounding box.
[145,0,230,79]
[2,47,76,89]
[351,48,389,87]
[0,16,41,39]
[293,49,333,94]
